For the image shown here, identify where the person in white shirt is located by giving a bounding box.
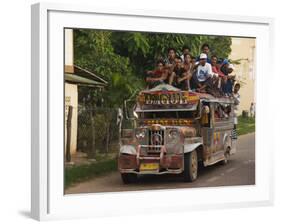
[232,83,241,129]
[231,83,240,153]
[250,102,255,118]
[192,53,213,92]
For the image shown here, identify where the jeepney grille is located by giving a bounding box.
[148,129,164,153]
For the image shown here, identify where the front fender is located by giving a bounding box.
[183,137,203,153]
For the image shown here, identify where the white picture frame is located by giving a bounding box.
[31,2,275,221]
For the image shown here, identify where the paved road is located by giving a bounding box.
[65,133,255,194]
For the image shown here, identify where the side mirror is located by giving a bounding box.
[116,107,123,126]
[124,100,137,120]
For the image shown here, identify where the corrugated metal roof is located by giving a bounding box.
[74,65,108,84]
[65,73,106,87]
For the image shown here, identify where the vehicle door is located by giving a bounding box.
[212,102,233,159]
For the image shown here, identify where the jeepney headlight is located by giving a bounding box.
[168,129,180,143]
[135,129,146,139]
[133,111,138,119]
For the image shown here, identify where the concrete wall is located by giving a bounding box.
[64,29,74,73]
[229,37,256,115]
[65,83,78,155]
[64,28,77,155]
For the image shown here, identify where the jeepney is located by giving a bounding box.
[118,84,235,184]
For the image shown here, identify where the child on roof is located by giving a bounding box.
[146,59,168,89]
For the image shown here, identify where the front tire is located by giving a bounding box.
[121,173,137,184]
[183,150,198,182]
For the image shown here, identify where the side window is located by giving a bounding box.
[214,103,231,122]
[201,102,211,127]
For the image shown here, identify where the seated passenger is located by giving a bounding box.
[211,55,225,92]
[164,47,177,84]
[211,55,224,77]
[220,60,236,95]
[180,46,191,61]
[146,60,168,89]
[192,53,213,92]
[196,43,211,64]
[169,56,189,90]
[182,53,194,90]
[164,47,177,66]
[191,55,197,65]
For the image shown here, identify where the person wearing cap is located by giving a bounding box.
[192,53,213,92]
[220,60,236,95]
[196,43,211,64]
[228,63,235,71]
[228,64,236,92]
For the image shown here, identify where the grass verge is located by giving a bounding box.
[65,156,117,189]
[237,116,255,136]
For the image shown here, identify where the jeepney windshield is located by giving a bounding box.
[138,110,197,119]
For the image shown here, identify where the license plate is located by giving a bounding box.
[140,163,159,171]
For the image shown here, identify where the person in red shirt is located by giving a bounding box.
[211,55,225,90]
[146,60,168,88]
[182,53,194,90]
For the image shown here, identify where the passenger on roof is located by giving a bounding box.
[211,55,224,78]
[146,59,168,89]
[220,59,236,95]
[196,43,211,64]
[191,55,197,65]
[192,53,213,92]
[211,55,225,93]
[164,47,177,85]
[164,47,177,68]
[182,53,194,90]
[169,56,189,90]
[180,46,191,62]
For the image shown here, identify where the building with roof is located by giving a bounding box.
[64,29,107,156]
[229,37,256,115]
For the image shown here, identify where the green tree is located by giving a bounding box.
[110,31,232,76]
[74,29,232,107]
[74,29,144,107]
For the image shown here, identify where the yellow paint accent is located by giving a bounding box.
[187,95,200,101]
[213,132,221,144]
[140,163,159,171]
[143,119,193,126]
